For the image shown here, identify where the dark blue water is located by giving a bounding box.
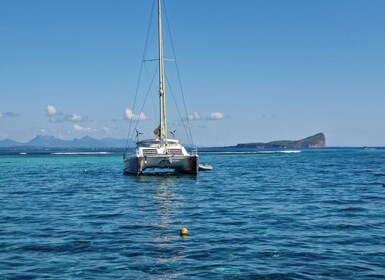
[1,149,385,279]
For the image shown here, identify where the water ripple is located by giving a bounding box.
[1,149,385,278]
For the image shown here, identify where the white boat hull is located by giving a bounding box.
[124,154,198,175]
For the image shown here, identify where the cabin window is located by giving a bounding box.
[168,149,183,155]
[142,149,158,155]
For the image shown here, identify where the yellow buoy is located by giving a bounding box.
[180,228,189,237]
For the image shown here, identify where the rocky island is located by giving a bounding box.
[236,133,326,149]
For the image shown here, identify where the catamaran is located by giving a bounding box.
[123,0,199,175]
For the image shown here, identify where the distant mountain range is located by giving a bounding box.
[0,133,326,149]
[0,135,128,148]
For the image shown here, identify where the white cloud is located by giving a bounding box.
[46,105,90,122]
[188,112,201,121]
[46,105,64,122]
[74,123,92,132]
[67,114,89,122]
[68,114,83,121]
[101,127,110,133]
[0,111,19,118]
[125,108,148,121]
[46,105,59,116]
[206,112,225,120]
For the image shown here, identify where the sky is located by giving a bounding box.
[1,0,385,147]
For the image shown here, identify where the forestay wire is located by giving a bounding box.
[125,0,156,152]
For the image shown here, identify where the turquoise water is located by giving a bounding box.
[1,149,385,279]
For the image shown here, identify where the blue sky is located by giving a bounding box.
[1,0,385,146]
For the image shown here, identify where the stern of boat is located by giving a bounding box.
[178,154,198,175]
[123,154,144,176]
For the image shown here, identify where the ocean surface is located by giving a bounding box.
[1,148,385,279]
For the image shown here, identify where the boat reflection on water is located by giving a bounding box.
[130,175,196,271]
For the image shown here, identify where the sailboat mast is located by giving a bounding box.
[158,0,167,146]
